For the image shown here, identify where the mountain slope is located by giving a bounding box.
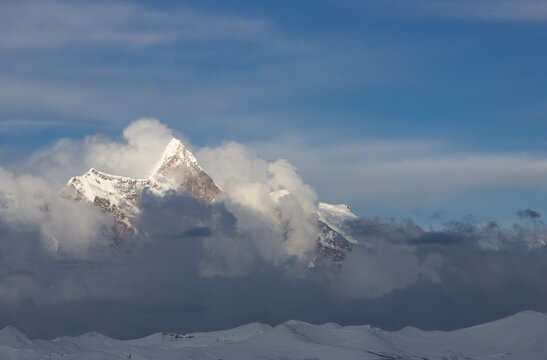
[2,311,546,359]
[149,138,221,202]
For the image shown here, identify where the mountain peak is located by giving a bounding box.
[0,325,26,337]
[151,138,200,177]
[149,137,221,202]
[0,325,33,348]
[64,137,221,233]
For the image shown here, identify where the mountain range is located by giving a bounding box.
[2,310,545,359]
[62,137,357,264]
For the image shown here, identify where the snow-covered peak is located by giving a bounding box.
[64,137,221,236]
[0,325,27,338]
[318,203,357,220]
[66,168,150,208]
[0,325,34,349]
[318,202,358,244]
[147,137,221,202]
[150,138,201,177]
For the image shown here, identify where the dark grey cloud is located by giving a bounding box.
[517,208,541,219]
[2,189,547,340]
[0,191,331,338]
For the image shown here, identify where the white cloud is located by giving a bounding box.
[251,137,547,207]
[0,167,111,257]
[197,141,320,268]
[21,117,175,184]
[84,117,174,178]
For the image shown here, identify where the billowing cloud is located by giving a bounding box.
[0,167,112,257]
[197,142,320,265]
[84,117,174,178]
[24,117,176,184]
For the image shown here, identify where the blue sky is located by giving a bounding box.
[1,0,547,222]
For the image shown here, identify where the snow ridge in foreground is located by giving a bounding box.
[1,311,546,359]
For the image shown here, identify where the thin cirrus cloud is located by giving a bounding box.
[0,0,270,50]
[0,76,139,122]
[0,1,393,141]
[417,0,547,22]
[0,119,72,134]
[251,137,547,206]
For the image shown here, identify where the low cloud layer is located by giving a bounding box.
[1,119,547,339]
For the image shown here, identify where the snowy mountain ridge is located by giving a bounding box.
[63,138,221,234]
[63,137,356,261]
[2,311,546,359]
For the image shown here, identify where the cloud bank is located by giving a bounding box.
[1,119,547,339]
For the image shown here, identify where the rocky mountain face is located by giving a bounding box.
[149,138,221,202]
[316,221,352,263]
[64,138,354,264]
[64,169,153,236]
